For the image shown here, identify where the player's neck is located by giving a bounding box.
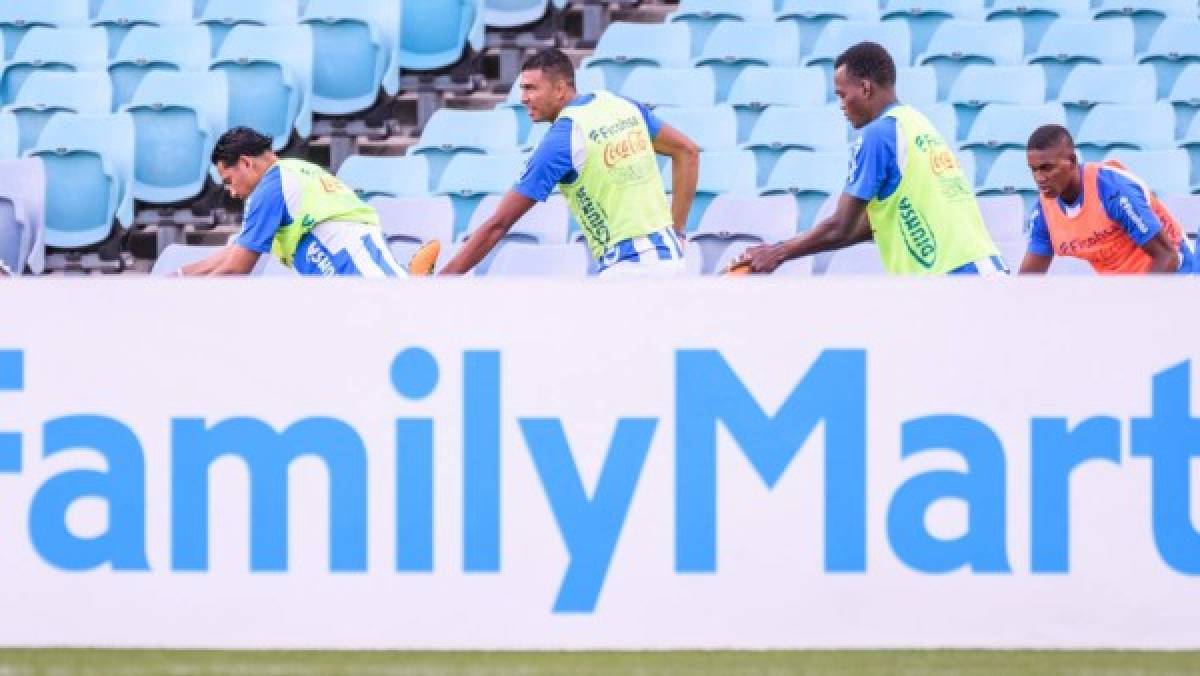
[1059,167,1084,205]
[867,93,899,123]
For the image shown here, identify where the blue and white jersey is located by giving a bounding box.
[845,103,904,203]
[514,92,664,203]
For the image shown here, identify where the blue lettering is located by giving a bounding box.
[464,351,501,572]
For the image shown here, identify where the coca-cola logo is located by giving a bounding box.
[603,130,649,168]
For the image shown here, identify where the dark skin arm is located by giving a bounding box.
[654,123,700,239]
[439,191,536,275]
[1018,251,1053,274]
[736,193,873,273]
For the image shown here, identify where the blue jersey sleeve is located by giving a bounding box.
[514,118,576,202]
[236,166,291,253]
[1027,203,1053,257]
[618,95,663,139]
[845,116,900,202]
[1096,166,1163,247]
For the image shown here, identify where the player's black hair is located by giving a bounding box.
[834,41,897,88]
[1027,124,1075,151]
[211,127,274,166]
[521,48,576,88]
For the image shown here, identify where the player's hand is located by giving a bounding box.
[733,244,786,274]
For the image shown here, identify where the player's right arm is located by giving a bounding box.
[439,190,536,274]
[1019,204,1053,274]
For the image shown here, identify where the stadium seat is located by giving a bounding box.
[960,103,1067,184]
[896,66,939,107]
[918,103,959,147]
[882,0,986,59]
[485,242,589,276]
[411,109,521,188]
[806,21,911,90]
[465,194,569,244]
[1027,19,1135,100]
[0,0,91,60]
[688,193,797,273]
[619,68,717,109]
[660,151,757,232]
[1137,20,1200,100]
[1158,193,1200,236]
[759,150,848,233]
[1093,0,1195,53]
[693,21,800,102]
[25,113,135,249]
[301,0,400,115]
[337,155,431,201]
[108,25,211,109]
[824,241,885,274]
[370,195,456,265]
[976,148,1040,215]
[1176,114,1200,192]
[1074,103,1176,160]
[947,66,1047,141]
[917,20,1024,100]
[197,0,298,55]
[0,157,46,274]
[210,25,314,150]
[2,72,113,155]
[397,0,485,72]
[654,105,739,152]
[984,0,1091,56]
[669,0,774,59]
[725,66,827,141]
[0,112,16,159]
[0,27,108,105]
[484,0,556,30]
[433,153,526,238]
[120,71,227,204]
[1169,64,1200,141]
[773,0,878,60]
[742,106,849,185]
[1055,64,1158,132]
[1104,149,1191,196]
[91,0,192,57]
[581,23,692,93]
[976,194,1027,243]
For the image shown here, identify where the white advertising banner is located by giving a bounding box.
[0,278,1197,649]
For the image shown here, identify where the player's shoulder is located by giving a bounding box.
[1095,162,1149,198]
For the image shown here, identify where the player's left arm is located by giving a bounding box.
[653,123,699,239]
[440,190,537,275]
[1102,171,1179,273]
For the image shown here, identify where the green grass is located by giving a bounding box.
[0,650,1198,676]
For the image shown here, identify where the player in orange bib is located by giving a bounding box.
[1020,124,1196,274]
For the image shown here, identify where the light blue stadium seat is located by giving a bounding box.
[897,66,939,106]
[433,153,526,238]
[397,0,485,72]
[1176,114,1200,191]
[947,65,1047,141]
[1056,64,1158,132]
[725,66,826,141]
[0,0,91,59]
[1027,19,1135,99]
[1093,0,1195,53]
[824,241,885,274]
[694,21,800,102]
[370,195,456,265]
[976,148,1040,215]
[211,25,314,149]
[120,71,227,204]
[0,157,46,274]
[337,155,431,201]
[688,193,797,273]
[0,27,107,105]
[1159,193,1200,235]
[759,150,848,232]
[0,112,16,159]
[654,105,739,152]
[917,103,959,146]
[92,0,192,57]
[485,0,555,29]
[108,25,211,109]
[961,103,1066,184]
[411,109,521,188]
[976,194,1027,243]
[1137,20,1200,100]
[985,0,1091,56]
[806,20,912,89]
[301,0,400,116]
[24,113,135,249]
[465,194,569,244]
[581,23,692,93]
[198,0,298,56]
[918,20,1024,100]
[1168,64,1200,141]
[670,0,774,59]
[742,106,849,185]
[619,67,717,108]
[485,242,589,276]
[3,72,113,154]
[773,0,878,60]
[882,0,986,59]
[1074,103,1175,160]
[660,151,757,232]
[1104,149,1191,196]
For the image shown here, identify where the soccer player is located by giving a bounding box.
[734,42,1005,275]
[180,127,404,277]
[439,48,700,277]
[1019,124,1195,274]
